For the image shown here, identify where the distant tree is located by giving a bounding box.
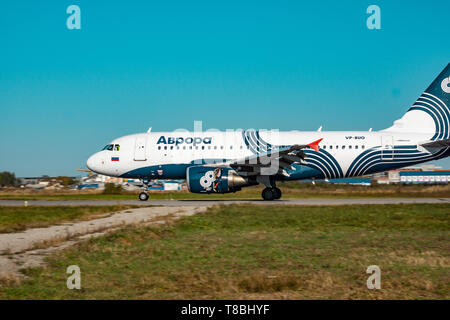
[56,176,76,187]
[103,183,123,195]
[0,171,19,187]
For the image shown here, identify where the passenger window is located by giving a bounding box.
[158,146,161,150]
[362,145,365,149]
[170,146,173,150]
[183,146,186,150]
[323,146,326,149]
[214,146,217,150]
[349,145,352,149]
[164,146,167,150]
[329,146,333,149]
[342,146,345,149]
[221,146,224,150]
[355,145,358,149]
[202,146,205,150]
[336,146,339,149]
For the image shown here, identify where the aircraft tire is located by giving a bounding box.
[262,187,275,201]
[139,192,149,201]
[273,187,282,200]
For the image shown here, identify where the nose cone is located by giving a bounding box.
[86,153,101,173]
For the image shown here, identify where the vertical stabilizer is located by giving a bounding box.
[383,63,450,141]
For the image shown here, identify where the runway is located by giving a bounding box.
[0,198,449,207]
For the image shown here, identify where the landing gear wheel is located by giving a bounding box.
[262,187,275,201]
[139,192,149,201]
[273,187,282,200]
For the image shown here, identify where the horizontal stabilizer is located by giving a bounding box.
[421,138,450,148]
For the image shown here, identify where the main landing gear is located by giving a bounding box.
[261,187,282,201]
[138,178,150,201]
[257,176,282,201]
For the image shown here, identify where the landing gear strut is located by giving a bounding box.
[261,187,282,201]
[138,178,150,201]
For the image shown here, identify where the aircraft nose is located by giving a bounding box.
[86,153,102,173]
[86,155,95,172]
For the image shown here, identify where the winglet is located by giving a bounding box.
[307,138,323,152]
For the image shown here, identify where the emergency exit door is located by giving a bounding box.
[381,136,394,160]
[134,136,147,161]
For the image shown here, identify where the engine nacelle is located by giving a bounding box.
[186,166,249,193]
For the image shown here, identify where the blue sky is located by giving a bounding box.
[1,0,449,177]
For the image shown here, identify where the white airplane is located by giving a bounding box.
[87,64,450,201]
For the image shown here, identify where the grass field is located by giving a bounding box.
[1,182,449,200]
[1,203,448,299]
[0,205,137,233]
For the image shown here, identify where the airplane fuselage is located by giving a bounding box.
[87,130,448,181]
[86,63,450,200]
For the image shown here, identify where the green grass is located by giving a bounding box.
[0,205,137,233]
[1,203,449,299]
[1,182,449,200]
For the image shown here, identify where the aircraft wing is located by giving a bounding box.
[229,138,323,177]
[420,139,450,149]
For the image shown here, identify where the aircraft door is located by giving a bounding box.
[381,135,394,160]
[134,136,147,161]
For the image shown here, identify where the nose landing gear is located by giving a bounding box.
[138,178,150,201]
[139,192,149,201]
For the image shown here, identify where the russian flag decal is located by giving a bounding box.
[111,157,119,161]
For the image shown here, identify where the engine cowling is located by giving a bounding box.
[186,166,249,193]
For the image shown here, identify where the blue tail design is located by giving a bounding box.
[384,63,450,141]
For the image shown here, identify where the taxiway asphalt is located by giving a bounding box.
[0,198,448,207]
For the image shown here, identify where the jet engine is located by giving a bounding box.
[186,166,250,193]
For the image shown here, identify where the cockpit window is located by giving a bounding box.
[114,144,120,151]
[102,144,114,151]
